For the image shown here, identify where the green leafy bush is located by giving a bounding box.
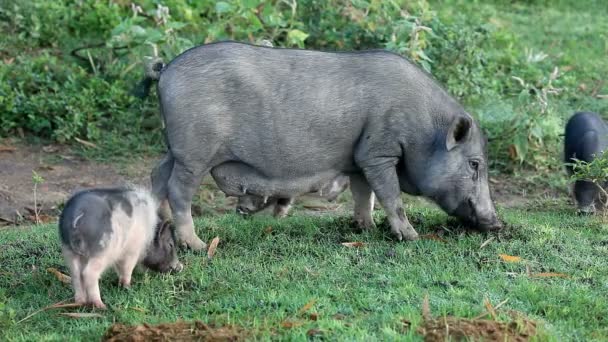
[0,0,605,172]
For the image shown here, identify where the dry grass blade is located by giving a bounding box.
[74,137,98,148]
[47,267,71,284]
[207,237,220,260]
[473,298,509,320]
[59,312,104,319]
[480,237,494,249]
[341,242,365,247]
[531,272,569,278]
[483,297,497,320]
[16,299,73,324]
[422,294,431,321]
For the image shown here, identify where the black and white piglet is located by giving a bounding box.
[58,186,182,309]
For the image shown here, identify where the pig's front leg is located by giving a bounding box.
[115,254,140,289]
[63,249,86,304]
[349,173,376,231]
[81,258,107,309]
[361,163,418,241]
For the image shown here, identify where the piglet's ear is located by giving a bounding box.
[157,220,171,238]
[446,115,472,151]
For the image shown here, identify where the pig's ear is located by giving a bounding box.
[446,115,472,151]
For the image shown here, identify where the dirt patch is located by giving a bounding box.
[0,139,572,226]
[103,321,247,341]
[417,296,538,342]
[418,316,537,342]
[0,139,156,225]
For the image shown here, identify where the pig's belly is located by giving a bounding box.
[210,161,344,198]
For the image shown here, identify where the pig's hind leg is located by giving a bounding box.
[63,249,86,304]
[167,160,208,251]
[273,198,294,218]
[81,258,107,309]
[151,152,175,222]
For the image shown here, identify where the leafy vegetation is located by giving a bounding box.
[569,153,608,210]
[1,0,606,171]
[1,206,607,340]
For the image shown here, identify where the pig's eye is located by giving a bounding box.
[468,160,479,170]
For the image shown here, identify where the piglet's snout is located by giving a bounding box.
[173,261,184,273]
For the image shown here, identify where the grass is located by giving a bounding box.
[1,204,607,341]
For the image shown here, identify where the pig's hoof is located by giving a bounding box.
[173,262,184,273]
[180,236,207,251]
[392,225,419,241]
[91,301,107,310]
[354,216,376,231]
[119,281,131,289]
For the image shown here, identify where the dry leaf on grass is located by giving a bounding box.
[207,237,220,260]
[59,312,104,319]
[499,254,522,263]
[298,299,317,315]
[307,329,323,337]
[281,320,304,328]
[47,268,71,284]
[531,272,569,278]
[341,242,365,247]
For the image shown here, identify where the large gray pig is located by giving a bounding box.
[144,41,502,251]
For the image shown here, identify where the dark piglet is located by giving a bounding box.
[58,186,182,309]
[236,174,350,218]
[564,112,608,213]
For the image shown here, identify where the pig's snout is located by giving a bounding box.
[476,213,503,232]
[173,261,184,273]
[236,206,251,216]
[455,199,502,232]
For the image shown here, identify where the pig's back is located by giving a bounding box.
[157,41,412,177]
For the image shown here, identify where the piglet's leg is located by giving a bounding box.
[116,254,139,289]
[82,258,106,309]
[273,198,294,218]
[63,250,86,304]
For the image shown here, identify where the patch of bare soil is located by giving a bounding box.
[0,140,156,225]
[489,173,569,209]
[0,139,572,226]
[103,321,247,342]
[417,297,538,342]
[418,316,537,342]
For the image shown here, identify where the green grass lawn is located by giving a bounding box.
[1,205,606,341]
